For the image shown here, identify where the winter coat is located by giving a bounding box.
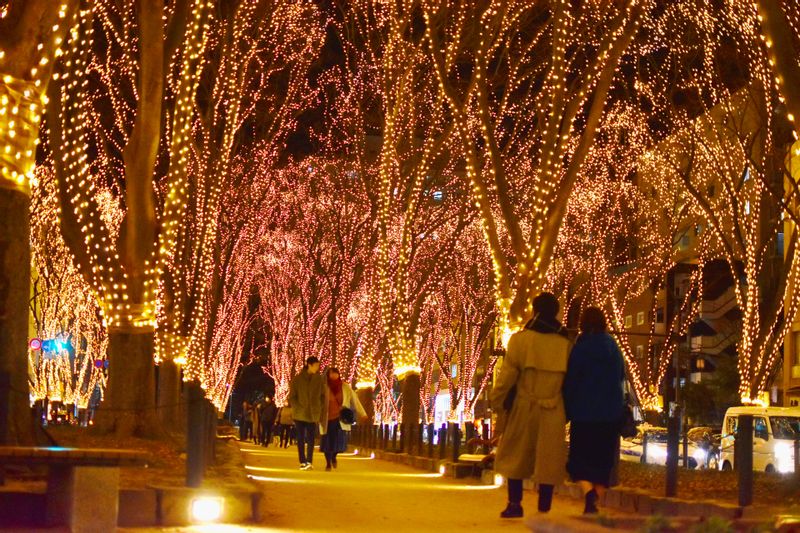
[320,383,367,434]
[563,332,625,423]
[260,401,278,426]
[491,329,570,484]
[288,369,325,423]
[278,405,294,425]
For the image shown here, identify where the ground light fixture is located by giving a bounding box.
[191,496,224,523]
[439,464,446,475]
[494,473,503,486]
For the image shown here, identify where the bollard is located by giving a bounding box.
[186,381,206,488]
[665,415,680,497]
[737,414,754,506]
[642,432,648,464]
[465,423,475,453]
[683,432,689,469]
[451,423,461,463]
[439,423,447,459]
[427,423,435,458]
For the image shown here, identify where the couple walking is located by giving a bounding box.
[289,356,367,471]
[492,293,625,518]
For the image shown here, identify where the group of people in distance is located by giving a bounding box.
[240,394,296,449]
[289,356,368,471]
[492,292,626,518]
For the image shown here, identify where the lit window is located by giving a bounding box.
[636,345,644,358]
[637,311,645,325]
[432,190,443,202]
[624,315,632,329]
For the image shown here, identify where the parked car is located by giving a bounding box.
[719,406,800,473]
[687,426,722,470]
[620,427,703,469]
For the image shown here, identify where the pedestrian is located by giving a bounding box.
[252,397,264,444]
[320,367,367,471]
[260,396,278,447]
[562,306,625,514]
[491,292,571,518]
[240,400,252,441]
[278,403,294,448]
[288,356,325,470]
[245,402,255,440]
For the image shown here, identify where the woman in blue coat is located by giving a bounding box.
[562,307,625,514]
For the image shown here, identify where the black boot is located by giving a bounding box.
[583,489,599,514]
[538,484,554,513]
[500,502,523,518]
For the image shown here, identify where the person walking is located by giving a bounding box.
[491,292,571,518]
[278,403,294,448]
[563,307,625,514]
[260,396,278,447]
[288,356,325,470]
[252,398,264,444]
[240,400,253,441]
[320,367,367,471]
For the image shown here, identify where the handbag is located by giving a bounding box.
[340,406,356,425]
[619,404,637,439]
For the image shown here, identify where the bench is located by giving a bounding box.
[0,446,147,532]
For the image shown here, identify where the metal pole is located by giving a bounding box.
[737,414,754,506]
[665,412,680,497]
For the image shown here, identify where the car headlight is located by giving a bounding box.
[775,442,794,473]
[692,448,707,464]
[648,446,667,459]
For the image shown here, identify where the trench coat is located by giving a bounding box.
[491,329,570,484]
[320,382,367,435]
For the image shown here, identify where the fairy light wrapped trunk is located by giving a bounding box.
[424,0,643,340]
[45,1,211,437]
[0,1,76,445]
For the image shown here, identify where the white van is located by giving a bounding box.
[719,406,800,473]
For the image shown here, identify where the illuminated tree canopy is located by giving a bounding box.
[3,0,798,440]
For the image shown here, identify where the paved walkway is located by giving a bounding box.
[116,442,630,532]
[234,442,620,532]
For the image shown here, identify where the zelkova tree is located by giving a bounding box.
[330,2,473,441]
[46,1,211,436]
[655,86,798,405]
[29,166,109,412]
[630,0,798,404]
[196,147,283,410]
[423,0,643,337]
[157,0,324,418]
[754,0,800,141]
[549,105,706,411]
[0,1,77,444]
[419,222,496,423]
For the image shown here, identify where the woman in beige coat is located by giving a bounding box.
[491,292,571,518]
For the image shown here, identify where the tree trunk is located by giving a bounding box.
[157,358,183,432]
[97,329,158,437]
[400,374,420,454]
[0,188,34,445]
[756,0,800,140]
[356,387,375,423]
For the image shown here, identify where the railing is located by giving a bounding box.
[349,420,493,462]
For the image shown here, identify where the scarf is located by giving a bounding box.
[328,376,343,397]
[525,313,569,338]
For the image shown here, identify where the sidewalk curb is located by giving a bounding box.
[352,446,776,524]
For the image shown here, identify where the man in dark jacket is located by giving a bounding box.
[288,356,324,469]
[259,396,278,447]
